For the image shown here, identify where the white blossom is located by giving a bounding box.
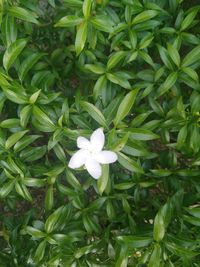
[68,128,118,179]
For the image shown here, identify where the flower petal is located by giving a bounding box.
[68,149,89,169]
[90,128,105,152]
[77,136,91,150]
[85,156,102,179]
[94,150,118,164]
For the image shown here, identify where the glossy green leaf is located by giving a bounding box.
[45,185,54,211]
[97,165,109,195]
[8,6,39,24]
[157,72,178,97]
[34,240,47,263]
[117,152,143,173]
[0,180,15,198]
[182,45,200,67]
[19,53,45,81]
[3,38,27,71]
[80,101,107,128]
[5,130,28,149]
[132,10,158,25]
[167,43,180,66]
[90,15,114,33]
[113,89,139,126]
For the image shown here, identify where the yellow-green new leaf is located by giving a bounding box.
[55,15,83,27]
[83,0,92,19]
[8,6,39,24]
[75,21,87,55]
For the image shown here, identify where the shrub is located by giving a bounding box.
[0,0,200,266]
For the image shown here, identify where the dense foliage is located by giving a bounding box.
[0,0,200,266]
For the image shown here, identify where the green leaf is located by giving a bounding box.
[33,106,56,132]
[25,226,46,238]
[157,72,178,97]
[45,185,54,211]
[107,51,126,70]
[132,10,158,25]
[117,152,143,173]
[66,169,82,191]
[157,45,173,70]
[111,132,129,152]
[3,88,28,104]
[129,128,159,140]
[55,15,83,27]
[8,6,39,24]
[115,245,128,267]
[20,105,32,128]
[82,214,100,234]
[93,75,107,100]
[19,53,45,81]
[0,180,15,198]
[83,0,92,19]
[106,72,131,89]
[3,15,17,46]
[113,89,139,126]
[122,142,151,157]
[5,130,28,149]
[182,67,199,82]
[20,146,46,162]
[149,244,162,267]
[177,125,187,148]
[90,15,114,33]
[153,212,165,242]
[116,235,152,248]
[180,10,198,31]
[185,207,200,219]
[114,182,135,190]
[29,90,41,104]
[167,43,180,67]
[0,118,20,128]
[97,165,109,195]
[48,0,55,7]
[3,38,27,71]
[80,101,108,128]
[75,21,87,56]
[24,178,46,188]
[45,206,65,233]
[34,240,47,263]
[183,215,200,226]
[139,50,155,67]
[85,64,106,74]
[182,45,200,67]
[14,135,41,153]
[15,182,32,201]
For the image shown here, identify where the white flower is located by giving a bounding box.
[68,128,118,179]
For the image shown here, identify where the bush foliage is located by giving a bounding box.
[0,0,200,266]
